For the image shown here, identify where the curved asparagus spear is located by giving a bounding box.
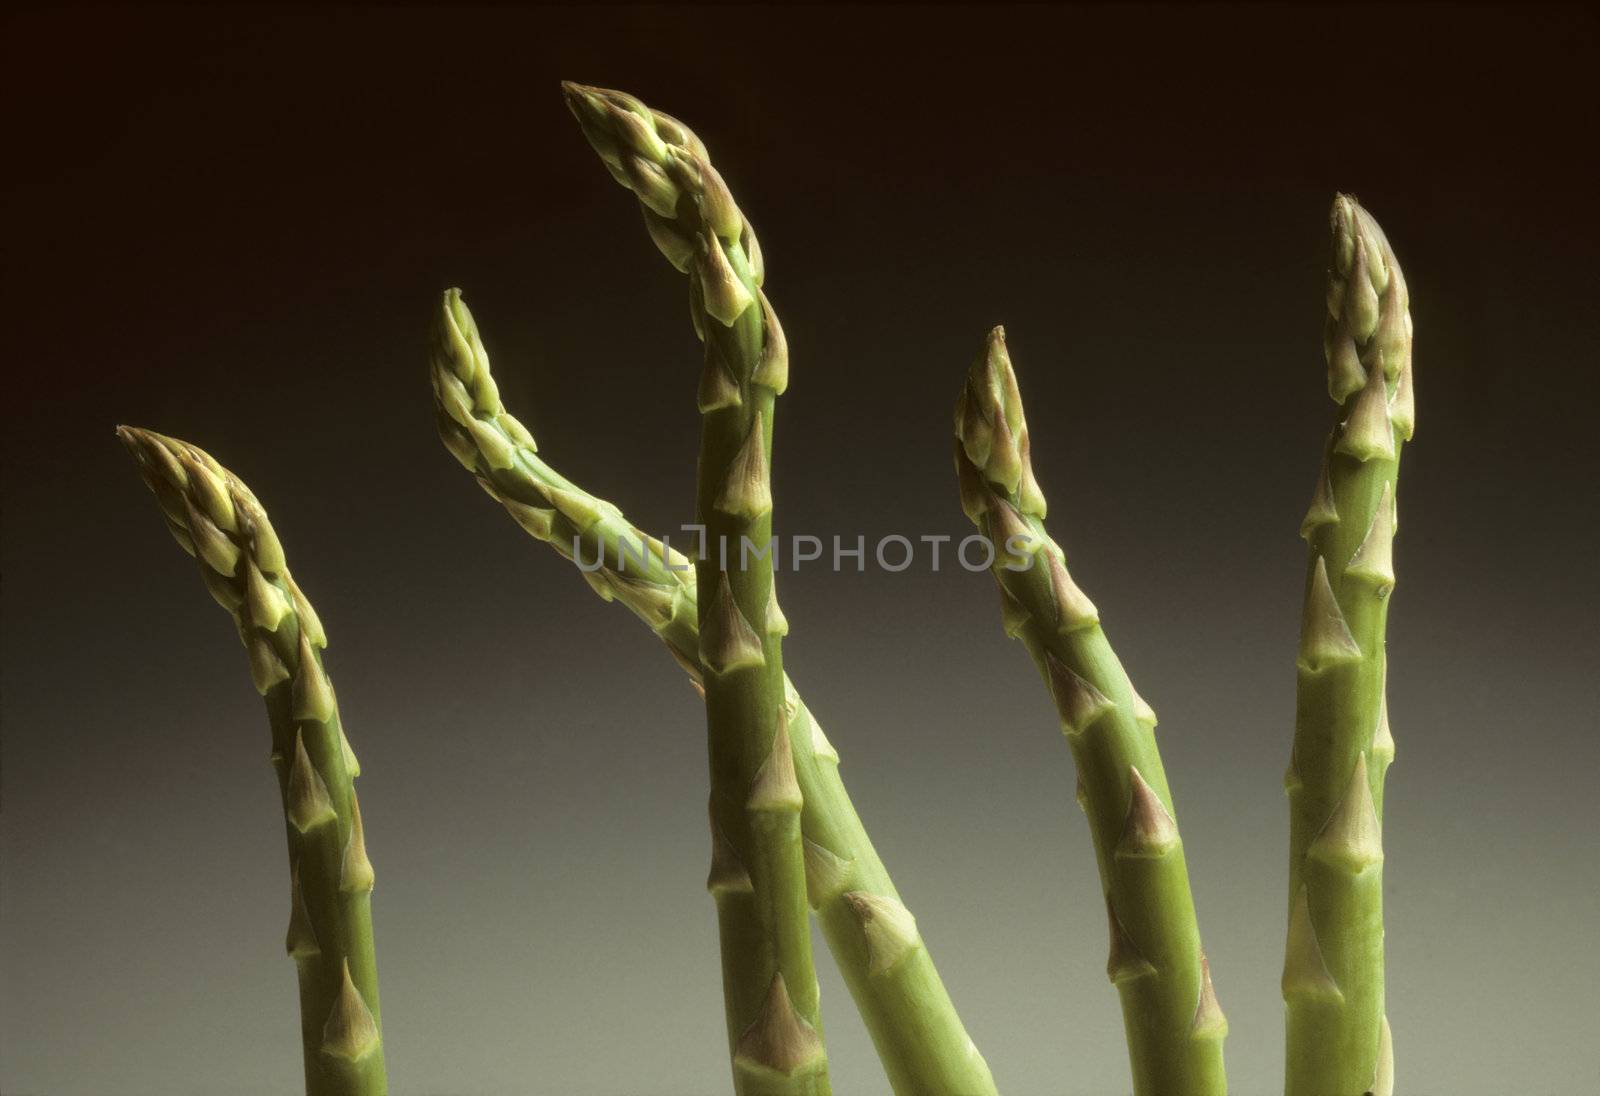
[952,331,1228,1096]
[430,288,996,1095]
[117,428,384,1096]
[1283,196,1411,1096]
[559,82,827,1095]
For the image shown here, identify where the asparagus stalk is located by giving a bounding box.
[117,428,384,1096]
[952,331,1228,1096]
[1283,195,1411,1096]
[557,82,827,1094]
[430,288,996,1095]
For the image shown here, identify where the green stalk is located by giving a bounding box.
[561,82,826,1095]
[430,289,996,1095]
[118,428,384,1096]
[952,331,1228,1096]
[1283,195,1411,1096]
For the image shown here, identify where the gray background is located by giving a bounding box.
[3,5,1596,1094]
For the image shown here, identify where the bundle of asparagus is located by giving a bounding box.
[117,84,1417,1096]
[431,287,993,1095]
[428,83,995,1095]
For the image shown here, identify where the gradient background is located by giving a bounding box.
[3,5,1596,1094]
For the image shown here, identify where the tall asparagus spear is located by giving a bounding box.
[1283,196,1411,1096]
[952,331,1228,1096]
[430,288,996,1095]
[117,428,384,1096]
[560,82,828,1096]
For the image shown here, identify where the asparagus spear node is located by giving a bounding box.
[1283,195,1412,1096]
[322,960,382,1063]
[118,426,386,1096]
[842,892,922,978]
[1116,768,1180,859]
[734,973,827,1080]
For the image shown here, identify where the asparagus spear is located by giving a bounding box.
[557,81,827,1095]
[1283,196,1411,1096]
[117,428,384,1096]
[952,331,1228,1096]
[430,288,996,1095]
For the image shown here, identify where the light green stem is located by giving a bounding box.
[118,428,385,1096]
[1283,196,1410,1096]
[952,330,1228,1096]
[788,693,994,1094]
[429,289,995,1095]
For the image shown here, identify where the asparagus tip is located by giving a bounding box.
[559,80,601,121]
[115,424,163,471]
[956,325,1031,496]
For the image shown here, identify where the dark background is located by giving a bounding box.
[3,5,1596,1093]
